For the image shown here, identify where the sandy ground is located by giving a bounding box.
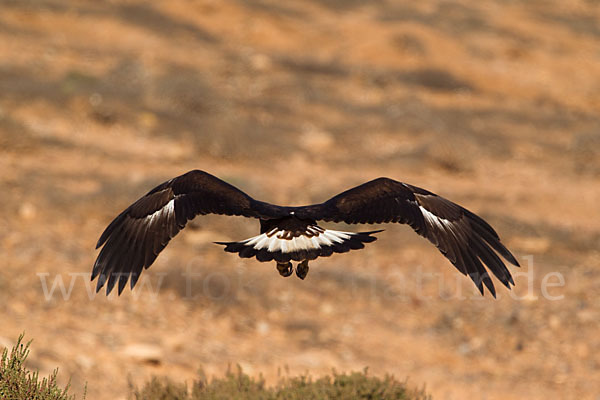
[1,0,600,399]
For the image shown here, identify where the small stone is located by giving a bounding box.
[76,354,95,370]
[516,236,551,253]
[18,203,37,220]
[319,302,334,315]
[299,126,334,152]
[256,321,270,335]
[123,344,162,365]
[549,315,561,329]
[250,54,271,71]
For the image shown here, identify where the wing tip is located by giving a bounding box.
[483,278,496,298]
[94,274,106,294]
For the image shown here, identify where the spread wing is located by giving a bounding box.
[92,170,273,295]
[296,178,519,297]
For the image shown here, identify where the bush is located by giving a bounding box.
[131,366,430,400]
[0,334,82,400]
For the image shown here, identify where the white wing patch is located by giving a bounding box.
[145,198,175,225]
[241,227,354,253]
[419,205,453,230]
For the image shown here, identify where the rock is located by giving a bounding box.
[256,321,270,335]
[250,54,272,71]
[76,354,95,370]
[123,344,162,365]
[515,236,551,253]
[18,203,37,220]
[299,126,334,152]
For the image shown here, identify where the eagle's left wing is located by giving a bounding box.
[296,178,519,297]
[93,170,272,295]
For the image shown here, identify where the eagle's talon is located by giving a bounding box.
[276,262,293,277]
[296,260,309,280]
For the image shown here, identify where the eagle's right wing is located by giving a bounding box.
[92,170,266,295]
[296,178,519,297]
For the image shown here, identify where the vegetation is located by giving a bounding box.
[0,334,82,400]
[0,335,429,399]
[131,366,430,400]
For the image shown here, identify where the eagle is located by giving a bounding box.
[92,170,519,297]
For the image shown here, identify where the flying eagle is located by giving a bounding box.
[92,170,519,297]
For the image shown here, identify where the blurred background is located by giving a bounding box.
[1,0,600,399]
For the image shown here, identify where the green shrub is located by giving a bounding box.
[0,334,82,400]
[131,366,430,400]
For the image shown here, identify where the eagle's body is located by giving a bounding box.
[93,170,519,297]
[218,216,381,278]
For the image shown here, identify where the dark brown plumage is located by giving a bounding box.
[93,170,519,296]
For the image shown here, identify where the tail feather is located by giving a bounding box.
[215,229,382,262]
